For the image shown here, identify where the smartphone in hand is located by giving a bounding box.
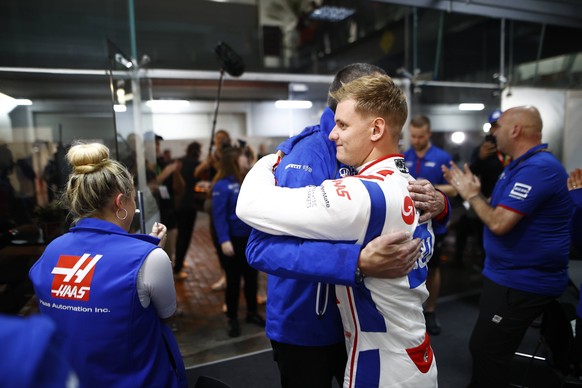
[484,134,496,144]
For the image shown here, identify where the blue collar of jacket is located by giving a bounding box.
[277,107,336,154]
[69,218,161,245]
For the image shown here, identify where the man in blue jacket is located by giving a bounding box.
[245,63,449,387]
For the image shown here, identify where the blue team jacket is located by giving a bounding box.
[212,175,252,243]
[29,218,187,388]
[246,108,360,346]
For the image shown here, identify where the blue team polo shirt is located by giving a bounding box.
[404,145,453,235]
[483,144,572,297]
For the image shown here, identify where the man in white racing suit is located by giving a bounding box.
[237,74,437,387]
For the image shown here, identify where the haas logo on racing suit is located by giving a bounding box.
[332,179,352,200]
[50,253,102,301]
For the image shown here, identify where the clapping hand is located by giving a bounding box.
[442,161,481,201]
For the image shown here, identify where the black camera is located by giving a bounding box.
[485,134,496,144]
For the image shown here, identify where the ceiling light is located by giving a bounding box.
[114,53,133,69]
[458,103,484,111]
[290,83,308,92]
[275,100,312,109]
[451,131,466,144]
[116,88,126,105]
[309,6,355,22]
[114,104,127,112]
[0,93,32,113]
[146,99,190,112]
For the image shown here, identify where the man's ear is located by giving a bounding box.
[510,124,521,139]
[371,117,385,142]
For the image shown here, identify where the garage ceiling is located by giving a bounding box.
[1,0,582,104]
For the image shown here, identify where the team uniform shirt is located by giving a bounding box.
[403,145,452,235]
[484,144,572,297]
[238,154,437,388]
[29,218,187,388]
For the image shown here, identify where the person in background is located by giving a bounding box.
[29,142,186,388]
[243,63,449,388]
[0,144,16,248]
[212,146,265,338]
[238,74,438,387]
[155,135,184,266]
[13,155,37,225]
[238,142,268,304]
[454,109,510,269]
[195,129,232,292]
[568,169,582,374]
[162,149,173,165]
[0,313,79,388]
[403,115,457,335]
[173,141,202,280]
[257,143,268,160]
[442,105,572,388]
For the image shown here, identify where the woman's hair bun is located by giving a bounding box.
[67,143,110,174]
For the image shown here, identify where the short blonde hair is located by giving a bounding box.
[61,142,134,224]
[329,74,408,132]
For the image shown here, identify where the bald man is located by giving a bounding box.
[442,105,573,388]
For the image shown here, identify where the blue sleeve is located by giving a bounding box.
[211,180,231,244]
[498,163,564,215]
[246,228,360,286]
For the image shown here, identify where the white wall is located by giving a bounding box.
[249,101,326,138]
[563,90,582,172]
[501,87,566,161]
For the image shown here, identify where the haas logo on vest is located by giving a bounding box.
[50,253,102,301]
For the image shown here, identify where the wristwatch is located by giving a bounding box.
[355,267,366,284]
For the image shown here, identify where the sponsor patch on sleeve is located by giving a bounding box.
[509,182,532,200]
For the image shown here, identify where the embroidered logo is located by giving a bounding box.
[50,253,102,301]
[333,179,351,200]
[395,158,409,174]
[339,166,357,178]
[509,182,532,200]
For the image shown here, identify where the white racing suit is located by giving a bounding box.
[237,154,437,387]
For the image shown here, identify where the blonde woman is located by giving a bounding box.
[29,142,186,388]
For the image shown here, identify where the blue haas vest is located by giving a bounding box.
[29,218,187,388]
